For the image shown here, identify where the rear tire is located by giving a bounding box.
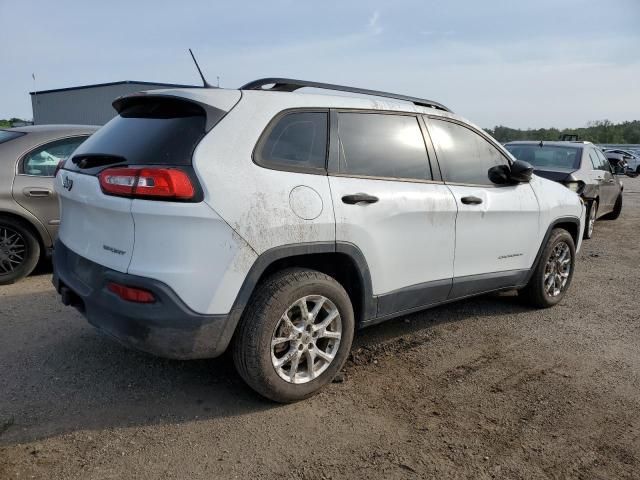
[602,194,622,220]
[233,268,354,403]
[583,200,597,239]
[519,229,575,308]
[0,217,40,285]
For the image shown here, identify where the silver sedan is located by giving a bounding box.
[0,125,98,284]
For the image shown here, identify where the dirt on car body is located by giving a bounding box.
[1,178,639,479]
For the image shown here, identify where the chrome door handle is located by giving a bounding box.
[24,188,51,197]
[461,195,483,205]
[342,193,379,205]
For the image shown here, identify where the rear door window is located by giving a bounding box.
[595,149,612,172]
[427,118,508,185]
[22,136,89,177]
[255,111,328,173]
[337,112,431,180]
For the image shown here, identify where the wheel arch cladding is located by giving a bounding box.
[552,219,580,246]
[231,242,375,328]
[523,217,581,284]
[524,216,580,286]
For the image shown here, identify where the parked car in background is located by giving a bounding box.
[0,125,97,284]
[605,155,632,177]
[505,141,623,239]
[603,148,640,174]
[53,79,584,402]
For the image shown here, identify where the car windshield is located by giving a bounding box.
[505,144,581,169]
[0,130,25,144]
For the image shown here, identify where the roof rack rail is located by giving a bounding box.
[240,77,452,113]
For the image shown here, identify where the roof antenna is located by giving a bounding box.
[189,49,213,88]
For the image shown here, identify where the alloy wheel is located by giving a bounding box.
[0,226,26,275]
[271,295,342,384]
[544,241,571,297]
[588,203,596,237]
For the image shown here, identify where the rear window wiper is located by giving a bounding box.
[72,155,126,169]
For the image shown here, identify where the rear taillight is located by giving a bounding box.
[98,167,195,200]
[107,282,156,303]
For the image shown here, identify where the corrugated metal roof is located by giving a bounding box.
[30,80,201,95]
[30,82,209,125]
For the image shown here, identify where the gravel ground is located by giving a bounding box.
[1,178,639,479]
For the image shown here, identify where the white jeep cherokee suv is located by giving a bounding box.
[53,78,585,402]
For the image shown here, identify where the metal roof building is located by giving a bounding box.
[29,81,200,125]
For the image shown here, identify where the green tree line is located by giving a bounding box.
[0,118,29,128]
[486,120,640,144]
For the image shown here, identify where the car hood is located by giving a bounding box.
[532,167,577,183]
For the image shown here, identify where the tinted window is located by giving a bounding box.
[588,151,600,169]
[595,149,612,172]
[0,130,25,144]
[337,113,430,180]
[505,144,582,170]
[65,98,206,174]
[428,119,507,185]
[22,136,88,176]
[257,112,327,172]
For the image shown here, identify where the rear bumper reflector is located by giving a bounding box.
[107,282,156,303]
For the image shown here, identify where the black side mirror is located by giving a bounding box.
[488,164,511,184]
[488,160,534,184]
[509,160,534,183]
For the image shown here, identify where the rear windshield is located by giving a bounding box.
[65,98,206,172]
[0,130,26,144]
[505,144,582,170]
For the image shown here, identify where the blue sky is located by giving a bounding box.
[1,0,639,128]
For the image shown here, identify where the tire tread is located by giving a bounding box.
[233,268,353,402]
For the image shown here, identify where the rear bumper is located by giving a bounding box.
[52,239,239,359]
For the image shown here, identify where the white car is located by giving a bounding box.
[53,78,585,402]
[603,148,640,174]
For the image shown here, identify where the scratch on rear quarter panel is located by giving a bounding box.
[230,229,258,274]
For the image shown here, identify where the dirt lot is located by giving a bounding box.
[1,178,639,480]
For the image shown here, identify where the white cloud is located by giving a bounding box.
[420,30,454,37]
[368,10,382,35]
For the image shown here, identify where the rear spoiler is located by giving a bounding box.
[112,90,241,131]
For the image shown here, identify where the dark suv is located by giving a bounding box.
[505,141,623,239]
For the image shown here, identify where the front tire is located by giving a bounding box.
[0,217,40,285]
[233,268,354,403]
[519,228,575,308]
